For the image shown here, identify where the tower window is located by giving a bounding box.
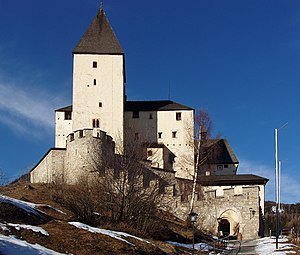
[99,102,102,107]
[147,150,153,157]
[149,113,153,119]
[132,111,139,118]
[158,132,162,139]
[176,112,182,121]
[172,131,177,138]
[64,111,72,120]
[92,119,100,128]
[79,130,84,138]
[93,79,97,85]
[92,61,97,68]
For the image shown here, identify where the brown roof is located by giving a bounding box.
[199,139,239,165]
[197,174,269,186]
[73,8,123,54]
[125,100,193,112]
[55,105,72,112]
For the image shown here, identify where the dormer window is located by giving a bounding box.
[92,61,97,68]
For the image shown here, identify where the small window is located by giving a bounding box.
[147,150,153,157]
[79,130,84,138]
[149,113,153,119]
[92,61,97,68]
[69,134,74,141]
[99,102,102,107]
[172,131,177,138]
[132,111,139,118]
[217,165,223,170]
[224,164,229,168]
[93,79,97,85]
[64,111,72,120]
[134,133,139,140]
[158,132,162,139]
[92,119,100,128]
[176,112,182,121]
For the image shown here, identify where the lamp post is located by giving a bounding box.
[189,212,198,255]
[274,123,287,250]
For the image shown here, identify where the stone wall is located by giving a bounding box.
[161,182,262,240]
[64,129,115,184]
[30,149,65,183]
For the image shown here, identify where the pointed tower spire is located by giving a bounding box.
[73,7,123,54]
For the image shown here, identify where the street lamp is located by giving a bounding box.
[189,212,198,255]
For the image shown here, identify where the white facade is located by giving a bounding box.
[72,54,124,151]
[55,109,72,148]
[124,108,195,179]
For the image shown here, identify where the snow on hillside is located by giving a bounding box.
[0,195,65,215]
[69,221,151,246]
[7,223,49,235]
[0,234,68,255]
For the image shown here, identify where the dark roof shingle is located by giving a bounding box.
[125,100,193,112]
[73,8,123,54]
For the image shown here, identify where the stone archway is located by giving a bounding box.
[218,209,241,237]
[218,218,230,237]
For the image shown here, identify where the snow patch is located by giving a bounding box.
[7,223,49,236]
[167,241,212,252]
[69,222,150,246]
[0,234,68,255]
[255,237,296,255]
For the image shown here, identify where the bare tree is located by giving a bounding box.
[190,108,213,213]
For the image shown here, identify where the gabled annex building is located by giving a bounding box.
[30,7,268,240]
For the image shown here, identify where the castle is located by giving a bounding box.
[30,7,268,239]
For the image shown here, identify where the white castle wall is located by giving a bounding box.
[72,54,124,151]
[124,109,194,180]
[55,111,73,148]
[30,149,66,183]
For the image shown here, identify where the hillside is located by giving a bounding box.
[0,181,213,255]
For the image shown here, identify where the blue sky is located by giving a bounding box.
[0,0,299,203]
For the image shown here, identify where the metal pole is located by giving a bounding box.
[275,128,279,249]
[192,221,195,255]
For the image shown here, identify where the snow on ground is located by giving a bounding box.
[255,237,297,255]
[7,223,49,235]
[0,195,65,215]
[167,241,212,252]
[69,221,151,246]
[0,234,68,255]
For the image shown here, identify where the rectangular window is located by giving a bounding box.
[176,112,182,121]
[69,133,74,141]
[149,113,153,119]
[79,130,84,138]
[158,132,162,139]
[93,79,97,85]
[224,164,229,168]
[64,111,72,120]
[172,131,177,138]
[99,102,102,107]
[92,61,97,68]
[92,119,100,128]
[134,133,139,140]
[132,111,139,118]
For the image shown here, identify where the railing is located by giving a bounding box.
[209,236,241,254]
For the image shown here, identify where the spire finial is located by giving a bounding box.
[100,1,103,11]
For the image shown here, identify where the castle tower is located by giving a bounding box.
[72,7,125,152]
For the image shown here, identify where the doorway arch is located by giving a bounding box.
[218,218,230,237]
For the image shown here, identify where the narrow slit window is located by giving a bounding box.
[158,132,162,139]
[99,102,102,107]
[93,79,97,85]
[172,131,177,138]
